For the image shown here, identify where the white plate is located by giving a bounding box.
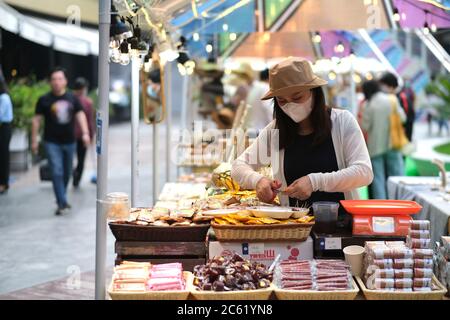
[249,206,294,220]
[201,208,240,217]
[291,207,310,219]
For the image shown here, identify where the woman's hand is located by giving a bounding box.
[284,176,313,201]
[256,178,282,203]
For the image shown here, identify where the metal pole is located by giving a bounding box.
[382,0,398,30]
[131,57,140,207]
[349,55,357,116]
[95,0,110,301]
[165,62,172,183]
[152,122,159,204]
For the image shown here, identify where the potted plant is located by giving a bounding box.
[8,77,49,171]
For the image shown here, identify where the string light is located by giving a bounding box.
[423,10,430,34]
[328,71,337,80]
[193,33,200,41]
[222,23,229,31]
[206,44,213,53]
[334,41,345,53]
[229,33,237,41]
[312,32,321,43]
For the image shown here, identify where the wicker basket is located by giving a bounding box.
[211,221,314,242]
[108,272,193,300]
[356,276,447,300]
[109,222,210,242]
[191,285,274,300]
[274,277,359,300]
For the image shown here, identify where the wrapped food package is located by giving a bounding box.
[372,259,394,269]
[413,278,432,288]
[409,230,431,239]
[413,249,434,259]
[391,248,413,259]
[407,237,431,249]
[393,259,414,269]
[394,269,413,279]
[414,259,433,269]
[394,278,413,289]
[414,268,433,278]
[409,220,430,231]
[374,278,395,289]
[373,269,395,279]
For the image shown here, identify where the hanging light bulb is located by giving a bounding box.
[193,33,200,41]
[423,21,430,35]
[110,39,121,49]
[353,74,362,83]
[401,12,407,20]
[393,8,401,22]
[328,71,337,81]
[110,48,121,63]
[222,23,229,31]
[431,23,437,33]
[206,44,213,53]
[335,41,345,53]
[119,41,130,65]
[229,33,237,41]
[312,32,321,43]
[159,40,179,63]
[110,5,133,42]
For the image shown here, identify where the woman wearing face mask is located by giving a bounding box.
[231,57,373,207]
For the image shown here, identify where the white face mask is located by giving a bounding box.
[279,95,313,123]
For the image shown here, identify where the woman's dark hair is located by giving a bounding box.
[0,78,8,94]
[362,80,380,101]
[379,72,398,89]
[274,86,331,150]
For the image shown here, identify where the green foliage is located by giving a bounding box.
[9,77,50,131]
[425,75,450,119]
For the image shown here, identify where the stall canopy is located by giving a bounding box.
[0,1,98,56]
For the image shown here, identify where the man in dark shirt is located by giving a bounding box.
[32,67,90,215]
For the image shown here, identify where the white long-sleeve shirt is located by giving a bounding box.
[231,108,373,206]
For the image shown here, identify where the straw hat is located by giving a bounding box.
[231,62,254,82]
[261,57,327,100]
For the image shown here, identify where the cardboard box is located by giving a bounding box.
[209,237,313,265]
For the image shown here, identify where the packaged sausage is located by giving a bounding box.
[409,230,430,239]
[373,268,395,278]
[393,259,414,269]
[413,278,432,288]
[414,268,433,278]
[372,248,393,259]
[413,249,433,259]
[394,278,413,289]
[374,278,395,289]
[372,259,394,269]
[407,237,431,249]
[414,259,433,268]
[409,220,430,231]
[394,269,413,278]
[391,248,413,259]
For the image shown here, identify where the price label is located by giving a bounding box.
[249,243,265,255]
[325,237,342,250]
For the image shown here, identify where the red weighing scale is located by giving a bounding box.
[340,200,423,236]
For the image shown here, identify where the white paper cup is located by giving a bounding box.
[343,245,365,277]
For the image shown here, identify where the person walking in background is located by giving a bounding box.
[0,77,13,194]
[379,72,415,141]
[72,77,95,188]
[361,80,406,199]
[31,67,91,215]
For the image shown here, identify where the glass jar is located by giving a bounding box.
[104,192,130,221]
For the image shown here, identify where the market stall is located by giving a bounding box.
[95,0,450,301]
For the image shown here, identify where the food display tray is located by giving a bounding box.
[108,272,193,300]
[355,276,447,300]
[274,277,359,300]
[109,222,210,242]
[211,221,314,242]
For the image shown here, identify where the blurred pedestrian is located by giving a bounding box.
[31,67,91,215]
[361,80,406,199]
[379,72,415,141]
[0,77,13,194]
[72,77,95,188]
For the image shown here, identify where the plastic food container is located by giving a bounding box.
[312,202,339,234]
[104,192,130,221]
